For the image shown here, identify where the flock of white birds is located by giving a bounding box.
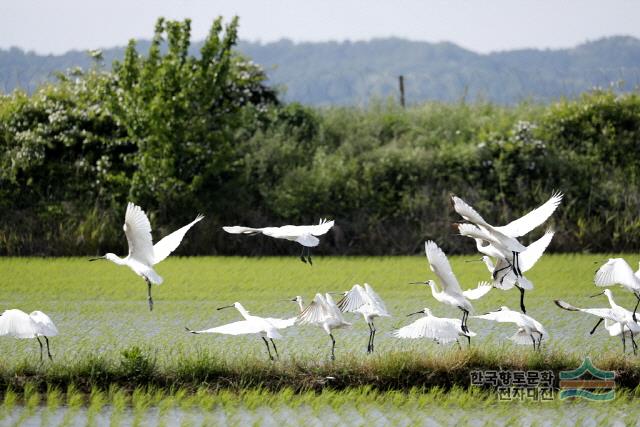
[3,192,640,361]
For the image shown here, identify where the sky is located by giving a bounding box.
[1,0,639,55]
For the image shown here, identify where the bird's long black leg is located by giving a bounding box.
[146,279,154,311]
[330,333,336,361]
[537,334,543,350]
[511,252,518,276]
[307,247,313,266]
[531,334,536,350]
[622,333,626,354]
[270,339,279,359]
[589,318,604,335]
[518,286,527,314]
[366,323,373,353]
[36,336,43,362]
[466,334,471,347]
[633,293,640,322]
[493,264,511,281]
[45,336,53,361]
[371,322,376,353]
[631,334,638,356]
[300,247,307,264]
[262,337,274,360]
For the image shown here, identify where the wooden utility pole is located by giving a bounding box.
[398,75,405,108]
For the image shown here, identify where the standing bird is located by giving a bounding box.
[594,258,640,321]
[186,302,295,360]
[554,297,640,354]
[393,308,476,347]
[222,219,334,264]
[0,309,58,361]
[297,293,351,360]
[411,241,492,333]
[461,226,555,313]
[452,191,562,278]
[90,203,204,311]
[473,306,548,350]
[336,283,390,353]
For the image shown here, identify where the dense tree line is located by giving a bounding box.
[3,35,640,105]
[1,18,639,256]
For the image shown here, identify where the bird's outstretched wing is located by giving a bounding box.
[473,310,520,324]
[595,258,640,289]
[456,223,501,246]
[264,317,297,329]
[494,192,563,238]
[451,196,490,227]
[363,283,390,316]
[0,309,36,338]
[297,294,328,325]
[222,226,263,235]
[295,233,320,247]
[153,214,204,264]
[308,219,335,236]
[462,282,492,300]
[392,316,461,343]
[337,284,368,313]
[518,229,554,273]
[189,320,264,335]
[124,203,155,265]
[425,241,463,295]
[29,311,58,336]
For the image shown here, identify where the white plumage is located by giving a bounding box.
[297,293,351,360]
[594,258,640,321]
[0,309,58,361]
[223,218,334,264]
[473,306,547,350]
[337,283,390,353]
[412,241,492,333]
[186,302,295,360]
[91,202,204,311]
[393,308,476,346]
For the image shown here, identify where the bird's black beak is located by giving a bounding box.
[217,305,234,310]
[328,291,344,295]
[407,311,423,317]
[88,256,105,262]
[409,281,427,285]
[465,258,483,263]
[590,291,605,298]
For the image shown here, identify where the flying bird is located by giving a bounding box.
[222,219,334,264]
[297,293,351,360]
[90,203,204,311]
[0,309,58,361]
[462,227,555,313]
[473,306,547,350]
[393,308,476,347]
[452,191,562,278]
[336,283,390,353]
[411,241,492,333]
[555,297,640,354]
[594,258,640,321]
[186,302,295,360]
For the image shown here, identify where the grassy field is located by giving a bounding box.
[1,255,639,389]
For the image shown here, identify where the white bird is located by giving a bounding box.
[473,306,548,350]
[0,309,58,361]
[594,258,640,321]
[462,227,555,313]
[411,241,492,333]
[392,308,476,347]
[297,293,351,360]
[186,302,295,360]
[336,283,390,353]
[90,202,204,311]
[222,218,334,264]
[555,296,640,354]
[452,191,562,278]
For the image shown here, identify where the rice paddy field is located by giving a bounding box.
[1,255,639,425]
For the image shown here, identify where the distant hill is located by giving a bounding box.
[2,36,640,105]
